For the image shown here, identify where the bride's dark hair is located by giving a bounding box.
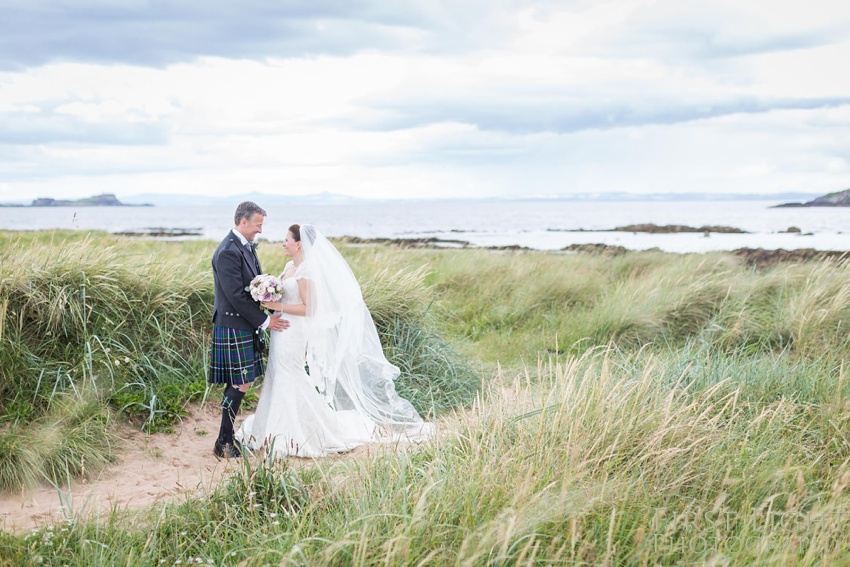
[288,224,301,242]
[289,223,316,245]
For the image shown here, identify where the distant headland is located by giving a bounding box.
[774,187,850,207]
[0,193,153,207]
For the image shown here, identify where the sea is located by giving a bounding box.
[1,199,849,253]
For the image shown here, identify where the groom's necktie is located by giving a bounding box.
[245,242,261,273]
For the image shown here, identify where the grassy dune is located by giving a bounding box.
[339,246,850,365]
[2,231,850,564]
[0,231,477,491]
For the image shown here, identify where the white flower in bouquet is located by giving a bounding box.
[246,274,284,302]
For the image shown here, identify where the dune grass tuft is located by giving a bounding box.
[0,390,114,491]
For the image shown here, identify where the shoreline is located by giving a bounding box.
[339,236,850,267]
[2,199,849,249]
[3,225,850,256]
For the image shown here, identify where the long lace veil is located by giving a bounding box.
[300,224,432,439]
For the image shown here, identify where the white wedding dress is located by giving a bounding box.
[237,224,433,458]
[236,261,377,457]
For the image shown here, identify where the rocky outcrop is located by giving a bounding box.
[339,236,471,248]
[613,224,746,234]
[562,243,629,255]
[549,224,747,234]
[733,248,850,268]
[114,227,203,237]
[773,188,850,207]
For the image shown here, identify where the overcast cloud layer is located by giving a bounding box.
[1,0,849,200]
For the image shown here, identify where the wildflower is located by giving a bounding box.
[273,521,280,526]
[124,357,130,363]
[115,360,121,366]
[269,513,277,518]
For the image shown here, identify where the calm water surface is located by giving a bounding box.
[1,200,848,252]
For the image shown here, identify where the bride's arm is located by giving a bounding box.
[262,279,308,316]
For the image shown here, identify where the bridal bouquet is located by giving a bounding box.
[247,274,284,302]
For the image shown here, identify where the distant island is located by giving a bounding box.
[26,193,153,207]
[774,187,850,208]
[0,193,153,207]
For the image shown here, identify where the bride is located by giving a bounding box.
[236,223,432,458]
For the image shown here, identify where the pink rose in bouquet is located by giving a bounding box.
[246,274,284,303]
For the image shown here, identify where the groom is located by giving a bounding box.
[209,201,289,458]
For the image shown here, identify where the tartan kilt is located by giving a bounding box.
[208,325,265,386]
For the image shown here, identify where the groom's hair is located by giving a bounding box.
[234,201,266,225]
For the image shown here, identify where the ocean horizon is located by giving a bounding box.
[1,198,849,253]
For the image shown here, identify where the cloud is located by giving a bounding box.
[0,0,849,202]
[576,0,850,62]
[0,0,521,69]
[358,95,850,136]
[0,110,169,145]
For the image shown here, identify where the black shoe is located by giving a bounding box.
[214,440,242,459]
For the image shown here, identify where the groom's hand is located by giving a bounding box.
[268,313,290,332]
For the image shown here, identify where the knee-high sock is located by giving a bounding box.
[218,385,245,444]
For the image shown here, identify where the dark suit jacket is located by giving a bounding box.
[211,231,267,332]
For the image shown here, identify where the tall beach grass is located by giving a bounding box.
[3,347,849,564]
[3,233,850,564]
[337,245,850,365]
[0,231,479,491]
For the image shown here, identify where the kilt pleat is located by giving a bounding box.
[208,325,265,385]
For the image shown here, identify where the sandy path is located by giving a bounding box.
[0,403,234,533]
[0,395,450,535]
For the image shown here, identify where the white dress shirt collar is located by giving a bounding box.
[231,228,250,247]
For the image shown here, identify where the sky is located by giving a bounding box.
[0,0,849,202]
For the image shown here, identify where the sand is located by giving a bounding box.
[0,399,431,534]
[0,403,234,533]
